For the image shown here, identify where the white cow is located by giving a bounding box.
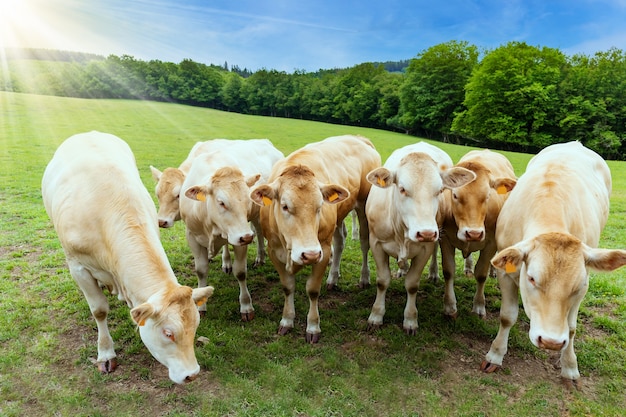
[481,141,626,389]
[42,131,214,384]
[366,142,476,334]
[181,139,284,320]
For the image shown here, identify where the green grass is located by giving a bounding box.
[2,91,626,416]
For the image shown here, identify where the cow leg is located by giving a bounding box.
[403,251,431,335]
[306,258,329,343]
[427,241,439,282]
[221,245,232,274]
[481,269,519,373]
[251,218,266,267]
[354,205,371,288]
[232,244,254,321]
[367,244,391,330]
[325,222,346,290]
[560,302,582,387]
[351,210,359,240]
[464,254,474,277]
[472,244,496,318]
[68,261,117,373]
[187,230,210,314]
[272,253,296,336]
[439,238,458,318]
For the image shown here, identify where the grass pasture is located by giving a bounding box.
[1,91,626,416]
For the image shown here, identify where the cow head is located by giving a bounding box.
[250,165,349,269]
[185,166,261,246]
[150,166,186,228]
[492,232,626,352]
[450,161,516,242]
[367,152,476,243]
[130,285,214,384]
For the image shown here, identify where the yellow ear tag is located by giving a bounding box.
[138,319,146,327]
[505,261,517,273]
[497,185,508,195]
[262,196,272,206]
[196,192,206,202]
[328,192,339,202]
[196,298,206,307]
[377,177,386,187]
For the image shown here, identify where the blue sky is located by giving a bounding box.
[1,0,626,72]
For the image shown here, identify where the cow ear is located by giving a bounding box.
[185,185,210,202]
[367,167,394,188]
[131,303,156,327]
[246,174,262,188]
[584,247,626,272]
[491,177,517,194]
[192,285,215,307]
[250,184,275,207]
[321,184,350,204]
[491,246,525,274]
[442,167,476,189]
[150,165,162,182]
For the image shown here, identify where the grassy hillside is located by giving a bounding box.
[1,91,626,416]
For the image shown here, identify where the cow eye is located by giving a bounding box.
[399,186,406,195]
[282,204,289,212]
[218,200,226,208]
[452,192,458,200]
[163,328,176,342]
[528,276,536,286]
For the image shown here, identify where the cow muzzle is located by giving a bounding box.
[536,335,567,351]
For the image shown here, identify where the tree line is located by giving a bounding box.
[2,42,625,159]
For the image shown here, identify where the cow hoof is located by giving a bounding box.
[278,325,292,336]
[480,360,500,373]
[222,266,232,274]
[241,311,255,322]
[97,358,118,374]
[366,323,381,332]
[562,378,580,391]
[444,311,458,320]
[403,327,418,336]
[326,283,337,291]
[358,281,371,289]
[198,311,207,318]
[306,332,320,344]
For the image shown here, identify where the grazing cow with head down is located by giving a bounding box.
[250,135,381,343]
[42,131,214,384]
[181,139,284,320]
[437,149,517,318]
[365,142,476,334]
[481,141,626,389]
[150,140,217,229]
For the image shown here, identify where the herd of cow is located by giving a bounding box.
[41,131,626,389]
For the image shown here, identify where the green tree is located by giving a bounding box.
[560,48,626,158]
[452,41,567,151]
[399,40,479,141]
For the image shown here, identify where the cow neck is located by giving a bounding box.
[108,222,179,308]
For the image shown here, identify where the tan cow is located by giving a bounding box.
[181,139,284,320]
[481,141,626,388]
[250,135,381,343]
[42,131,214,384]
[150,140,216,228]
[437,149,517,318]
[366,142,476,334]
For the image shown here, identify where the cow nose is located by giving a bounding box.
[537,336,567,351]
[300,250,322,264]
[239,234,254,245]
[465,230,484,241]
[416,230,437,242]
[158,219,171,228]
[184,373,199,383]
